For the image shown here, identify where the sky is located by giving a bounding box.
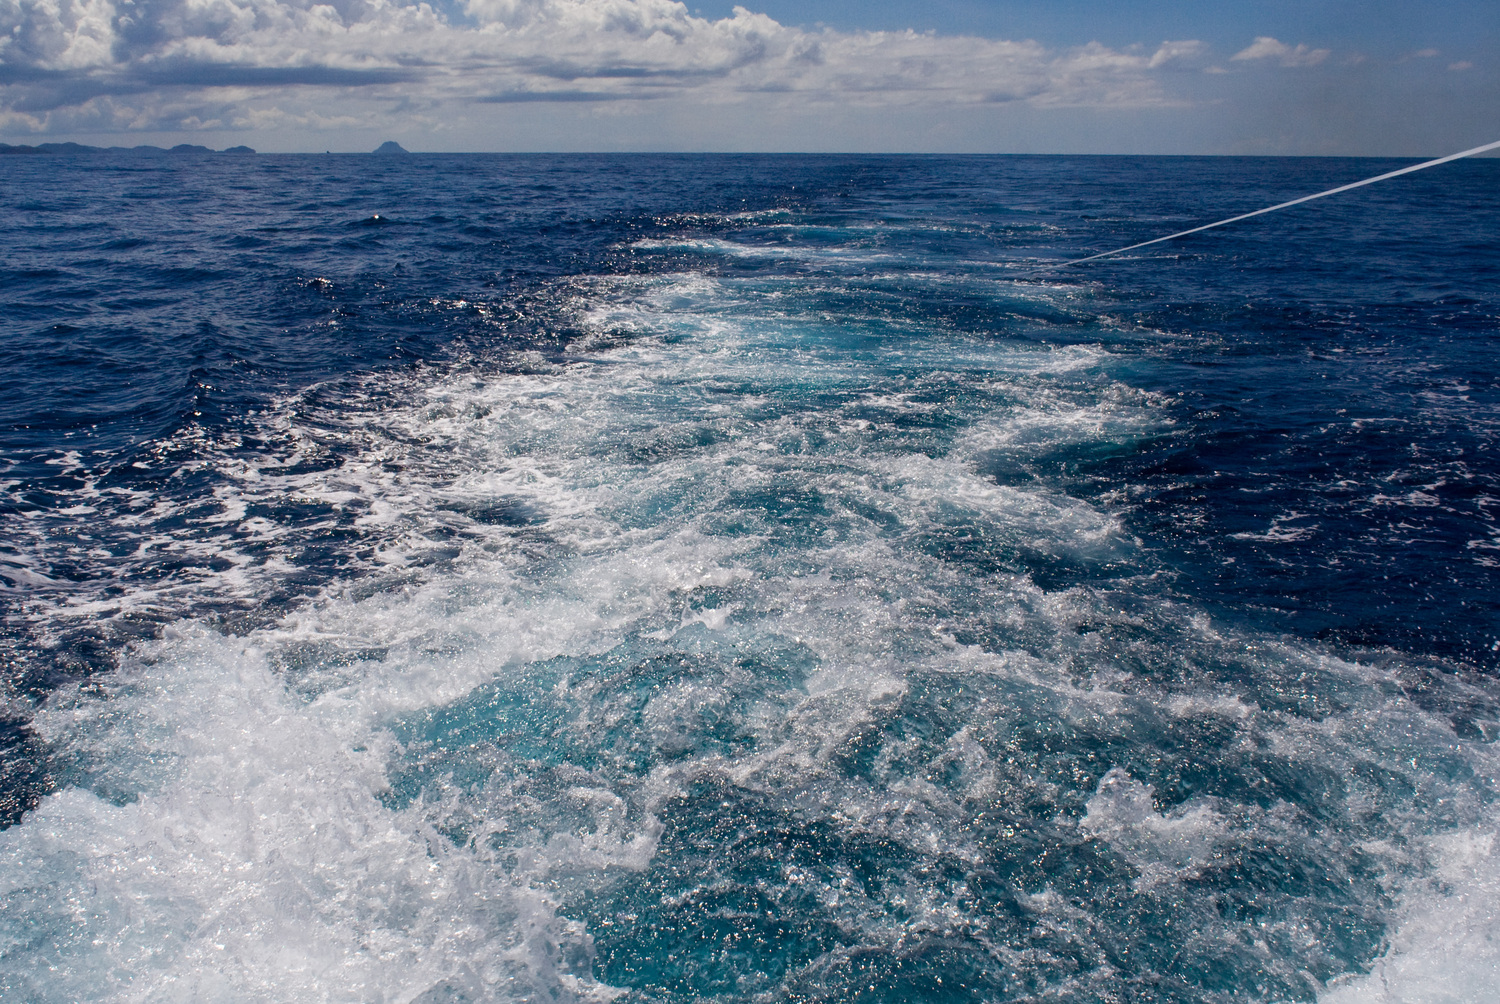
[0,0,1494,153]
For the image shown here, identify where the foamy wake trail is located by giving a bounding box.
[3,266,1497,1003]
[0,271,1140,1002]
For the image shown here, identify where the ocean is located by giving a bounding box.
[1,152,1497,1003]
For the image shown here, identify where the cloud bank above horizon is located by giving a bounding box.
[0,0,1493,152]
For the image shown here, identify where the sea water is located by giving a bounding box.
[1,153,1497,1003]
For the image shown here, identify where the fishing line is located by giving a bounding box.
[1060,138,1500,267]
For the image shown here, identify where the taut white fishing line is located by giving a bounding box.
[1065,138,1500,266]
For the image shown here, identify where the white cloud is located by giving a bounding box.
[0,0,1215,136]
[1396,47,1441,64]
[1449,61,1474,72]
[1146,39,1207,70]
[1231,36,1330,68]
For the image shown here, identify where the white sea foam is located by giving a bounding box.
[1320,828,1500,1004]
[0,265,1140,993]
[2,631,619,1004]
[6,260,1499,1002]
[1081,768,1229,890]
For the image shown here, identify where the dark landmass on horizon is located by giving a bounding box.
[0,142,256,156]
[0,140,419,155]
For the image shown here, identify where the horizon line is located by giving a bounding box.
[6,143,1500,160]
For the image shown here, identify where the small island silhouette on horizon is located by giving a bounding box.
[373,141,410,155]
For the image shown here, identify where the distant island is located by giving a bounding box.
[0,141,432,155]
[0,142,256,156]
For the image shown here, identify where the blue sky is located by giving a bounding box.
[0,0,1494,153]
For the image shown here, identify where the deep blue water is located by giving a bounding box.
[1,153,1498,1003]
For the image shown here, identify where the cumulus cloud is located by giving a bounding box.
[0,0,1220,135]
[1231,36,1330,68]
